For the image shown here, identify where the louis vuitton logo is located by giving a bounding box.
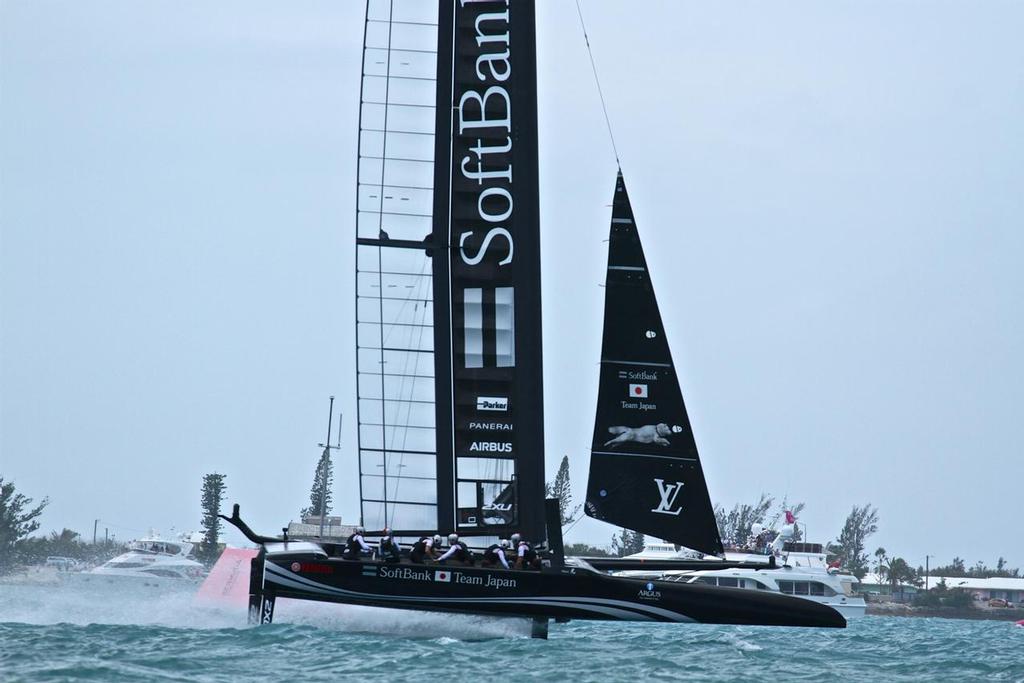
[651,478,685,516]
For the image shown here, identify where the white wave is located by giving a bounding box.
[0,578,531,640]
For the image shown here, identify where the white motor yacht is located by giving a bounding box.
[662,543,866,619]
[616,518,867,618]
[89,532,206,583]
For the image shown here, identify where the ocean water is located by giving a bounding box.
[1,580,1023,682]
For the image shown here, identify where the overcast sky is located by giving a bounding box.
[2,1,1021,569]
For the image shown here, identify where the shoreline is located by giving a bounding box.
[867,603,1024,621]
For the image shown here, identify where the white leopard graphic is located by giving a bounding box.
[604,423,672,448]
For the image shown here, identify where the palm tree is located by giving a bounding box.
[874,547,890,594]
[887,557,920,602]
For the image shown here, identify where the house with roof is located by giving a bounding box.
[858,573,1024,605]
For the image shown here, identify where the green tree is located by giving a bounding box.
[827,503,879,579]
[931,556,967,577]
[874,547,888,581]
[199,473,227,566]
[886,557,920,601]
[301,448,334,520]
[0,478,49,574]
[610,528,645,557]
[714,493,773,547]
[545,455,580,527]
[564,542,612,557]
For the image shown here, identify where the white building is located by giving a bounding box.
[922,576,1024,604]
[859,573,1024,604]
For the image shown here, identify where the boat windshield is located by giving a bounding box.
[564,557,603,574]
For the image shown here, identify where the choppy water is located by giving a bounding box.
[1,580,1023,682]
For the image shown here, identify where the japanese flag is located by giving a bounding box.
[434,570,452,582]
[628,383,648,398]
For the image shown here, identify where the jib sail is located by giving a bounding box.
[584,172,723,557]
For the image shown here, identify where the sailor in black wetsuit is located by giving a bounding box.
[410,534,442,564]
[435,533,473,565]
[342,526,372,560]
[378,527,401,564]
[511,533,540,569]
[481,539,511,569]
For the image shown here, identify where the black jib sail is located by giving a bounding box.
[355,0,545,541]
[585,172,724,557]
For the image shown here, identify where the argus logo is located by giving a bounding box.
[638,581,662,600]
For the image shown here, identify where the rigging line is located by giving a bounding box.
[374,0,397,530]
[574,0,620,167]
[389,259,432,520]
[386,266,421,512]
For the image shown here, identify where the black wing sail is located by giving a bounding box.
[584,172,724,557]
[434,0,545,540]
[356,0,545,541]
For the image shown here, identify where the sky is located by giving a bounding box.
[2,1,1021,569]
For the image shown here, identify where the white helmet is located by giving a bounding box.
[500,539,510,549]
[355,526,365,534]
[448,533,459,545]
[510,533,521,545]
[432,534,442,546]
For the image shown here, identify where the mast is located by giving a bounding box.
[584,172,724,557]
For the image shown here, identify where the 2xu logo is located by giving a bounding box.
[651,478,685,516]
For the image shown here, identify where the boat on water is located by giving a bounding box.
[664,546,866,620]
[223,0,845,637]
[87,533,205,583]
[609,515,866,618]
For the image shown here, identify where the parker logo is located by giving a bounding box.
[651,478,685,516]
[476,396,508,412]
[434,570,452,583]
[469,441,512,453]
[628,383,648,398]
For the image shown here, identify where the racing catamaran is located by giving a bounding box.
[223,0,845,637]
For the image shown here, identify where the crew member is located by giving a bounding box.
[511,533,540,569]
[435,533,473,565]
[378,527,401,564]
[481,539,511,569]
[343,526,373,560]
[410,534,442,564]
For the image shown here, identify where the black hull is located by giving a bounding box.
[250,548,845,629]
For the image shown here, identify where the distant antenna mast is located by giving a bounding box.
[316,395,342,539]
